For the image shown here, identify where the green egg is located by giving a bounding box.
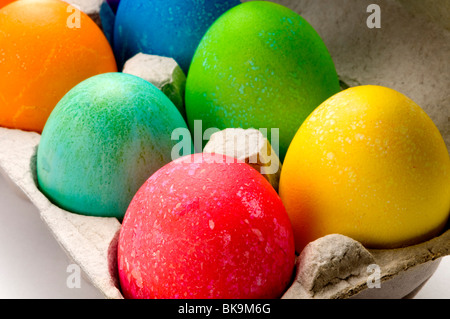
[186,1,340,162]
[37,72,193,219]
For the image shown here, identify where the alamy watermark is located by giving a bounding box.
[66,4,81,29]
[66,264,81,289]
[367,4,381,29]
[367,264,382,289]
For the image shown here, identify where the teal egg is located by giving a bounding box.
[37,72,193,219]
[186,1,341,162]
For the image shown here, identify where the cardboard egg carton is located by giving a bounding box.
[0,0,448,299]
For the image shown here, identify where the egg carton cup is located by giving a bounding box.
[0,128,123,299]
[0,0,449,299]
[264,0,450,151]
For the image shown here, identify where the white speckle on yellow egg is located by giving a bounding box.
[280,85,450,251]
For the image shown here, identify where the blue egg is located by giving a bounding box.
[113,0,240,74]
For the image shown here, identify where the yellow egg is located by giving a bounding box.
[279,85,450,252]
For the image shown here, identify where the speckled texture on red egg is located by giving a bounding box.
[118,153,295,299]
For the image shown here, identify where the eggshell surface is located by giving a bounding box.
[37,73,193,219]
[0,0,14,9]
[185,1,341,162]
[0,0,117,133]
[118,153,296,299]
[113,0,240,73]
[279,85,450,252]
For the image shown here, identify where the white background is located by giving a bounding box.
[0,172,448,299]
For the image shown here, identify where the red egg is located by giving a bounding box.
[118,153,295,299]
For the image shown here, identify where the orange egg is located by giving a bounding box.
[0,0,117,132]
[0,0,15,9]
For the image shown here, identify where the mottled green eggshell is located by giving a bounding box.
[186,1,340,161]
[37,72,193,219]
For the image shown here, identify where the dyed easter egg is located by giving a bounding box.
[37,73,193,219]
[113,0,240,73]
[185,1,341,162]
[0,0,117,133]
[118,153,296,299]
[280,85,450,252]
[0,0,15,9]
